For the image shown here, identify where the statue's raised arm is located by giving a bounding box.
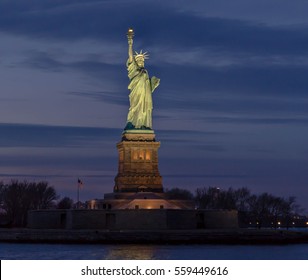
[125,28,160,131]
[127,28,134,64]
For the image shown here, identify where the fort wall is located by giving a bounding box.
[28,209,238,230]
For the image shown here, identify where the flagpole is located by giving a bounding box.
[77,180,80,209]
[77,178,83,209]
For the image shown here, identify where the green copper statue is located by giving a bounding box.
[125,28,160,130]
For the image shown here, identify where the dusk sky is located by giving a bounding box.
[0,0,308,211]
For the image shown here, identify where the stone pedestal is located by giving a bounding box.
[114,130,163,193]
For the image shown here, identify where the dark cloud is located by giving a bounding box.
[1,0,308,57]
[0,0,137,41]
[191,144,226,152]
[203,116,308,125]
[0,123,227,148]
[159,64,308,97]
[21,51,64,71]
[0,123,119,148]
[67,91,127,106]
[0,173,114,181]
[20,50,123,77]
[160,157,308,179]
[163,174,247,178]
[0,153,114,169]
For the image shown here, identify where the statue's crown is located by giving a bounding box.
[134,50,149,60]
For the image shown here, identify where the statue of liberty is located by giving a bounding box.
[125,28,160,130]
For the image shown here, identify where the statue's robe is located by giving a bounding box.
[126,58,160,129]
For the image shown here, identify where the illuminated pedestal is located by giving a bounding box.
[114,130,163,193]
[88,130,194,210]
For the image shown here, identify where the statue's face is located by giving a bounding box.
[136,58,144,68]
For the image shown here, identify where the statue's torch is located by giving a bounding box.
[127,28,134,46]
[127,28,134,39]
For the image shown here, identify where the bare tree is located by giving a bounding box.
[195,186,223,209]
[1,180,58,227]
[57,197,74,209]
[165,187,194,200]
[28,181,58,210]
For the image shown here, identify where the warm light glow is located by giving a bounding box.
[139,150,145,160]
[278,221,281,225]
[132,149,145,160]
[306,221,308,225]
[89,200,96,209]
[145,150,151,160]
[132,150,138,160]
[119,150,124,161]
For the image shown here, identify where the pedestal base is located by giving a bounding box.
[114,131,163,193]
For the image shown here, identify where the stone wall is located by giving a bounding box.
[166,210,198,229]
[28,210,67,229]
[66,210,107,229]
[202,210,239,229]
[28,209,238,230]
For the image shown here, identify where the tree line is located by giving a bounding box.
[0,180,74,227]
[0,180,305,228]
[166,186,305,228]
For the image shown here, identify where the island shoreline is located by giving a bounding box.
[1,228,308,245]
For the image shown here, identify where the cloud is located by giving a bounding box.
[158,64,308,98]
[0,123,119,148]
[170,0,308,26]
[0,0,142,41]
[203,116,308,125]
[2,0,308,57]
[21,51,64,72]
[67,91,127,106]
[155,48,308,69]
[20,49,123,74]
[0,123,228,149]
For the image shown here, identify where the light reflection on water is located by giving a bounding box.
[105,245,159,260]
[1,243,308,260]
